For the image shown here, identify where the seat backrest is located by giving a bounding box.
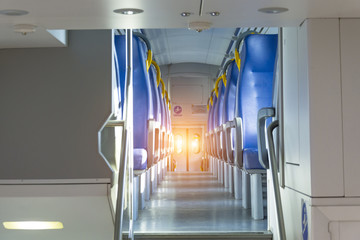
[158,79,167,128]
[115,35,154,151]
[114,36,127,118]
[210,93,218,132]
[214,78,226,128]
[236,34,278,155]
[222,61,239,124]
[149,64,161,122]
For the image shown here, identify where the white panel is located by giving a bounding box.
[172,85,203,104]
[306,19,343,197]
[283,27,300,166]
[0,184,113,240]
[340,19,360,197]
[283,25,312,196]
[340,222,360,240]
[283,19,343,197]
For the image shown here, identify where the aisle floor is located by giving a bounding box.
[133,171,267,233]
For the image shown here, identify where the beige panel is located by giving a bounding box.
[340,19,360,197]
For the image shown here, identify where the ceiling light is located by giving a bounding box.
[113,8,144,15]
[258,7,288,14]
[13,24,37,35]
[180,12,192,17]
[0,9,29,16]
[188,21,212,33]
[208,11,220,16]
[3,221,64,230]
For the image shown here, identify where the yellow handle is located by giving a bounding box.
[159,78,165,98]
[222,73,227,87]
[214,76,223,98]
[165,90,169,105]
[146,50,153,72]
[210,88,215,106]
[152,60,161,86]
[235,49,241,71]
[207,103,209,111]
[169,102,171,111]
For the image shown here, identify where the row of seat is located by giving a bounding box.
[205,33,278,220]
[114,32,173,219]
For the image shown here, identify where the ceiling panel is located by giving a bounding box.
[146,28,236,66]
[2,0,360,49]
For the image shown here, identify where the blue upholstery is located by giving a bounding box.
[236,34,278,170]
[115,35,154,170]
[158,84,166,128]
[210,94,218,131]
[149,65,161,122]
[214,81,225,128]
[207,98,213,132]
[134,148,148,170]
[114,36,126,118]
[222,61,239,123]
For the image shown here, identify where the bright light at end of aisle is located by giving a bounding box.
[3,221,64,230]
[175,135,183,154]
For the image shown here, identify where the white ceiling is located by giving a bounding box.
[0,184,113,240]
[1,0,360,49]
[144,28,236,66]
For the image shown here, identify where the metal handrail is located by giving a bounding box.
[267,120,286,240]
[113,29,134,240]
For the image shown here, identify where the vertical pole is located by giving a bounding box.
[125,29,134,240]
[186,129,189,172]
[114,29,133,240]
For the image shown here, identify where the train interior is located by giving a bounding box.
[2,1,360,240]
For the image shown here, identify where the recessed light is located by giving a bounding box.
[13,24,37,35]
[0,9,29,16]
[3,221,64,230]
[208,11,220,16]
[188,21,212,33]
[113,8,144,15]
[258,7,288,14]
[180,12,192,17]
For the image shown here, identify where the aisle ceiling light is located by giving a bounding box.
[13,24,37,35]
[180,12,192,17]
[0,9,29,16]
[3,221,64,230]
[208,11,220,16]
[188,21,212,32]
[113,8,144,15]
[258,7,288,14]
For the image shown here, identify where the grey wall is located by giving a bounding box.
[0,30,112,179]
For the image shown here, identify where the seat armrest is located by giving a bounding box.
[215,126,222,159]
[233,117,243,169]
[147,119,159,168]
[257,107,275,169]
[224,121,235,164]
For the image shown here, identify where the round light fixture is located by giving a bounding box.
[13,24,37,35]
[180,12,192,17]
[258,7,288,14]
[188,21,212,33]
[208,11,220,16]
[113,8,144,15]
[0,9,29,16]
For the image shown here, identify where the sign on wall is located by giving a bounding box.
[173,105,183,117]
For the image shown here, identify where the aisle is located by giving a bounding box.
[133,171,267,233]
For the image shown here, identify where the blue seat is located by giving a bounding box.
[233,34,278,219]
[236,34,278,171]
[114,35,154,171]
[209,91,218,157]
[148,61,163,164]
[214,76,226,160]
[158,78,167,159]
[222,60,240,164]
